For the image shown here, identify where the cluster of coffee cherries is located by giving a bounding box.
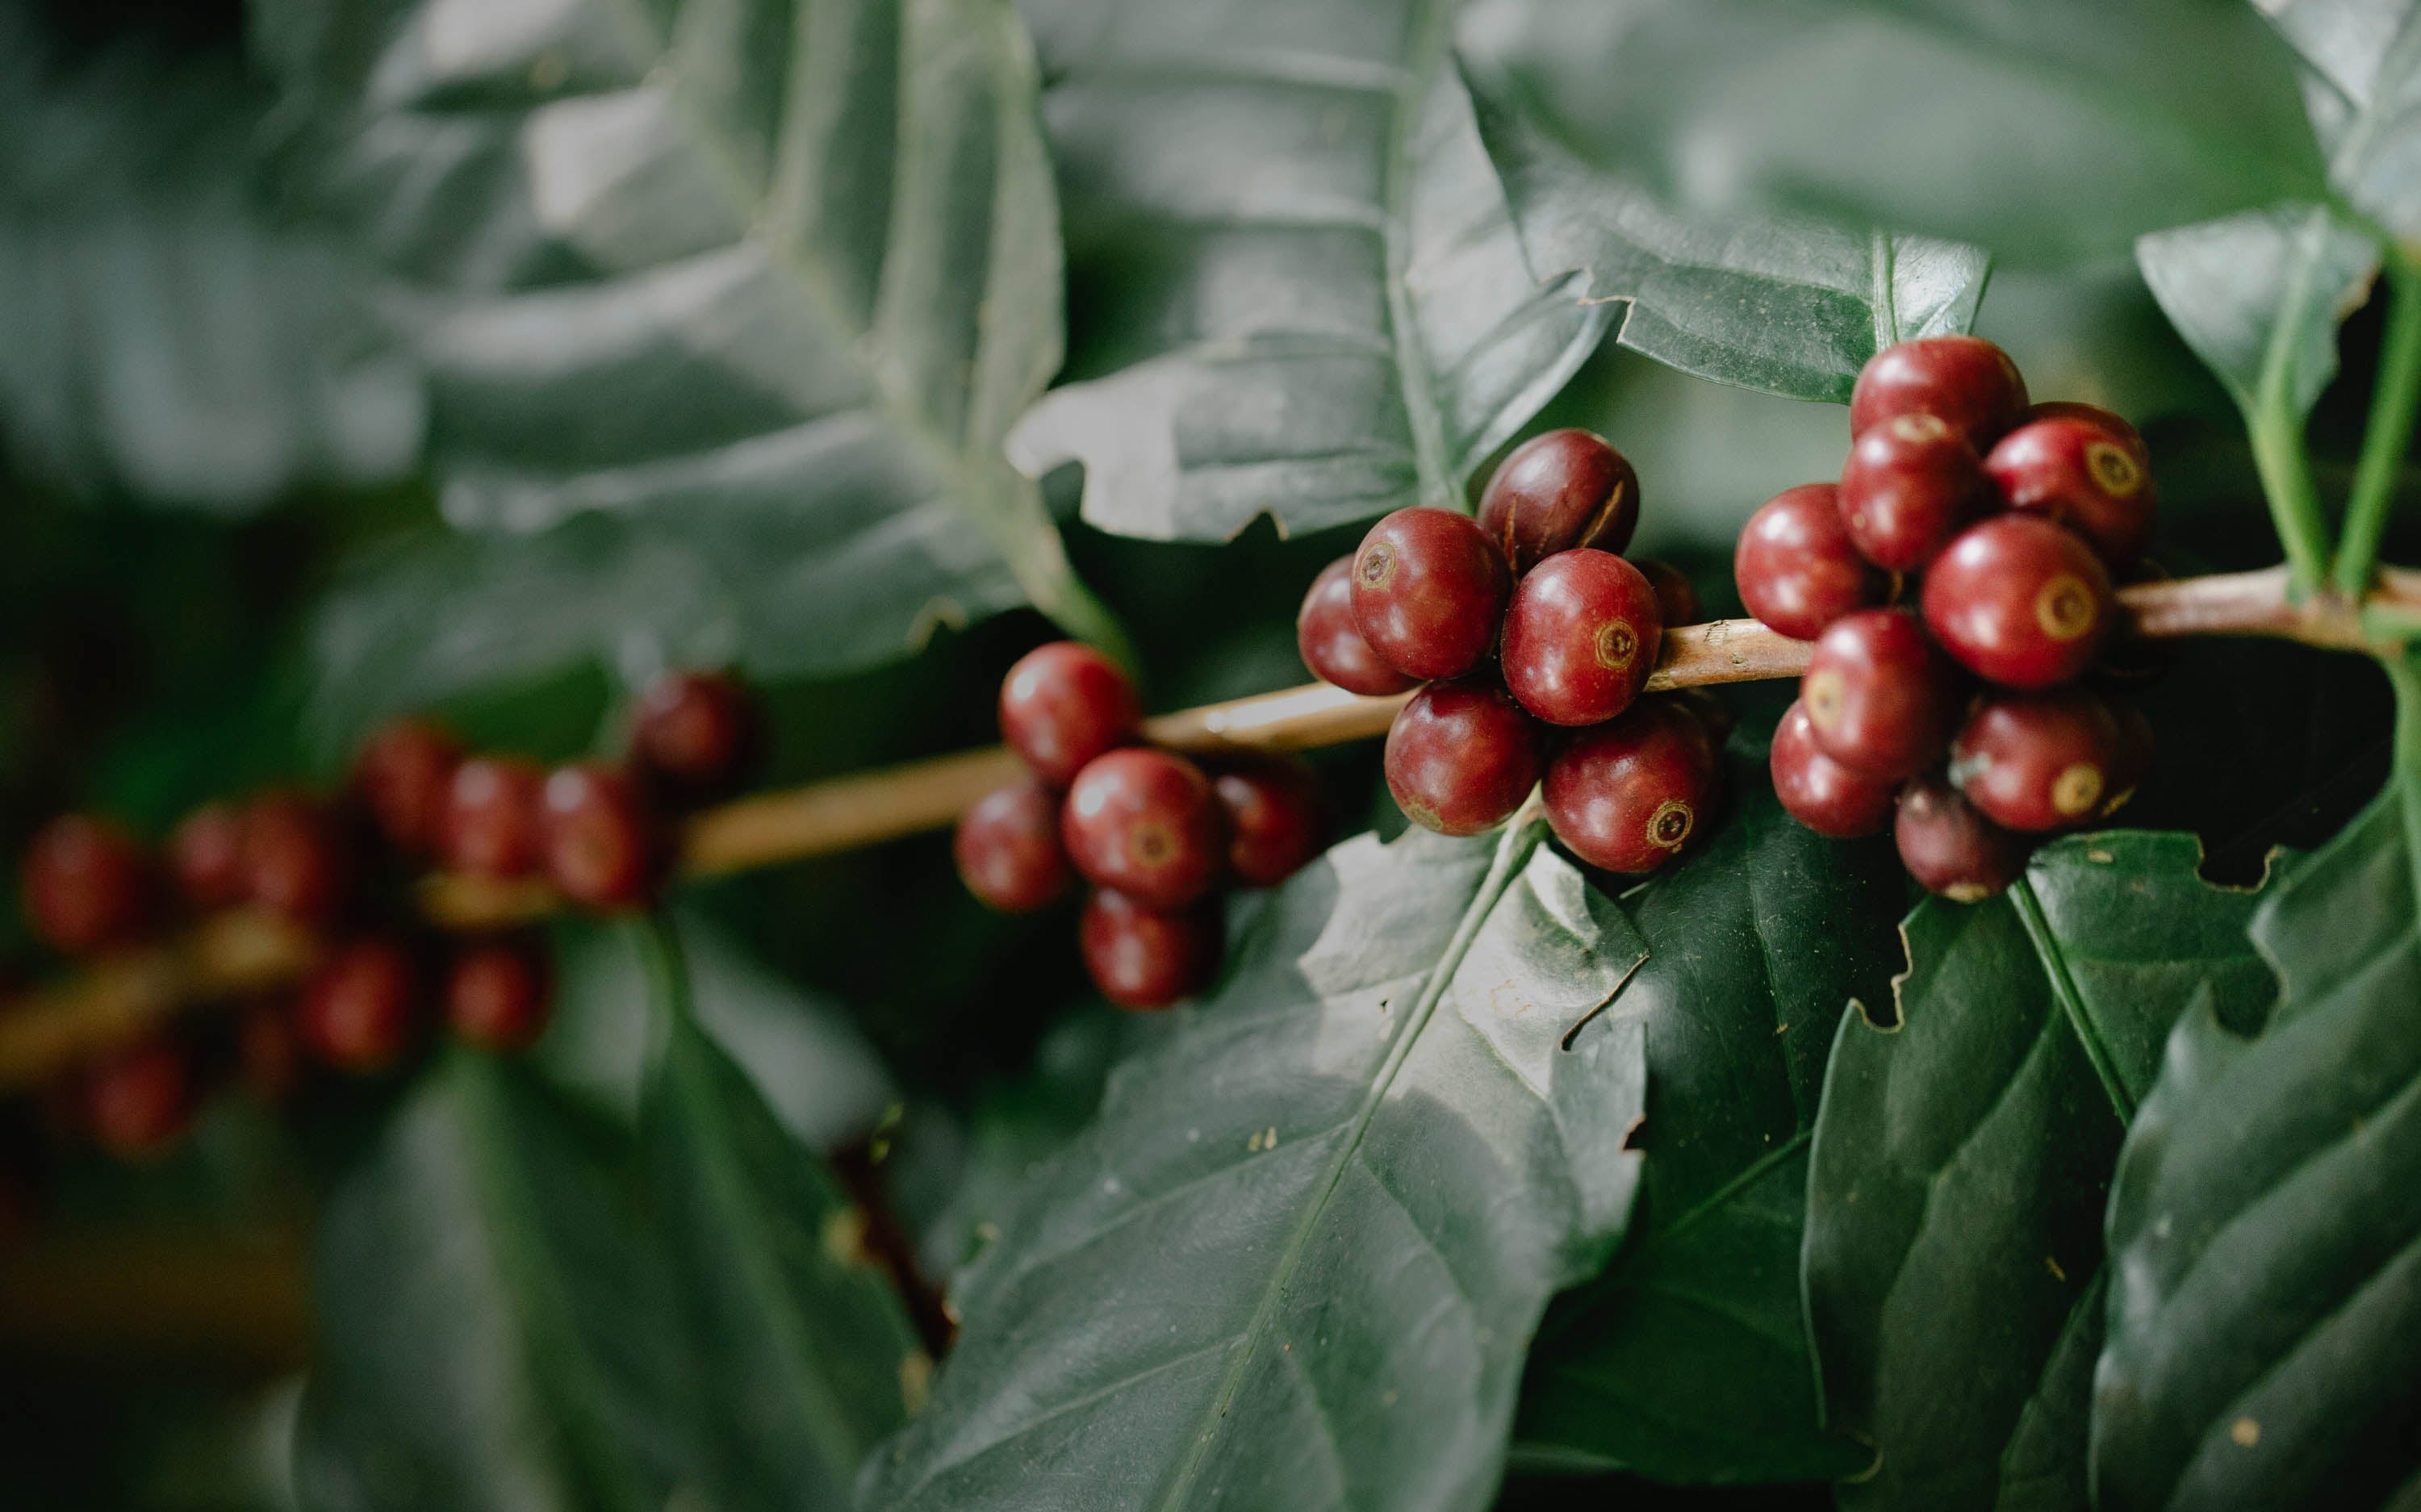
[1736,335,2158,900]
[1296,430,1721,873]
[10,669,761,1161]
[952,643,1326,1010]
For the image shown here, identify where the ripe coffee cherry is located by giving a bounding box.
[1922,516,2114,688]
[1297,557,1418,696]
[1850,335,2030,446]
[1770,701,1898,839]
[1476,429,1641,574]
[1212,758,1326,888]
[353,717,462,857]
[1350,507,1512,681]
[1079,889,1220,1011]
[299,938,421,1074]
[21,814,152,955]
[167,801,249,912]
[1636,560,1700,627]
[445,935,554,1052]
[1896,775,2032,902]
[1000,641,1141,787]
[238,996,302,1105]
[1950,688,2123,833]
[1733,483,1888,640]
[1838,413,1988,572]
[243,792,351,929]
[1801,609,1963,781]
[632,670,763,805]
[1545,700,1721,872]
[1984,416,2156,569]
[1061,749,1224,908]
[443,756,548,877]
[543,764,661,912]
[955,779,1074,913]
[1501,549,1663,727]
[1384,681,1541,837]
[2030,400,2148,470]
[85,1037,195,1160]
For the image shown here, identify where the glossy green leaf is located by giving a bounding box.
[1804,833,2273,1512]
[861,821,1650,1512]
[2136,203,2382,414]
[2266,0,2421,242]
[1004,0,1609,541]
[2094,793,2421,1510]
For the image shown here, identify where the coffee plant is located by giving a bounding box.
[0,0,2415,1509]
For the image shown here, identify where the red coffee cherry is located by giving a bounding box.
[1212,758,1327,888]
[1501,549,1664,727]
[353,717,462,857]
[1850,335,2030,446]
[237,996,302,1105]
[1476,429,1641,574]
[542,764,662,912]
[1297,557,1418,696]
[1896,775,2032,902]
[442,756,548,877]
[1733,483,1888,641]
[1079,889,1221,1011]
[20,814,153,955]
[1544,699,1721,872]
[1383,680,1541,837]
[445,935,554,1052]
[1922,516,2114,688]
[1838,413,1988,572]
[1636,560,1700,627]
[243,791,352,929]
[299,938,422,1074]
[85,1036,195,1160]
[1769,701,1898,840]
[1060,749,1224,908]
[999,641,1141,787]
[954,779,1074,913]
[1349,507,1512,680]
[1984,416,2156,569]
[1950,688,2123,832]
[167,801,249,913]
[631,670,763,806]
[2029,400,2147,470]
[1800,609,1963,782]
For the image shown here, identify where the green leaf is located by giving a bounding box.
[1003,0,1609,541]
[2137,203,2382,414]
[2266,0,2421,244]
[861,821,1650,1512]
[1804,833,2273,1512]
[2094,793,2421,1510]
[1513,763,1904,1483]
[270,0,1119,674]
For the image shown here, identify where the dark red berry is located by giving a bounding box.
[542,764,661,912]
[353,717,462,857]
[1800,609,1963,781]
[1060,749,1224,908]
[1733,483,1888,640]
[1212,758,1326,888]
[1838,413,1988,572]
[1349,507,1512,681]
[631,670,763,805]
[1921,516,2114,688]
[1079,889,1221,1011]
[298,938,421,1074]
[238,996,302,1105]
[1896,776,2032,902]
[1383,680,1541,837]
[999,641,1141,787]
[1950,689,2123,833]
[1850,335,2030,446]
[86,1036,195,1160]
[1769,701,1898,839]
[1984,416,2156,569]
[445,936,554,1052]
[1501,549,1663,727]
[1636,560,1700,627]
[2029,400,2147,470]
[1544,699,1721,872]
[167,801,249,913]
[243,792,352,929]
[1297,557,1418,696]
[442,756,548,878]
[20,814,152,955]
[1476,429,1641,574]
[955,779,1074,913]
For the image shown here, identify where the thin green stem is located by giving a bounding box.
[2335,256,2421,599]
[2008,877,2134,1124]
[2245,211,2343,595]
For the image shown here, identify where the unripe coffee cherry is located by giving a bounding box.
[353,717,462,857]
[1061,749,1224,908]
[21,814,153,955]
[1350,507,1512,680]
[1383,681,1541,837]
[1984,416,2156,569]
[445,935,554,1052]
[243,792,352,929]
[1501,549,1663,727]
[1800,609,1963,781]
[1079,889,1220,1011]
[1733,483,1887,640]
[1544,699,1721,872]
[167,801,249,913]
[631,670,763,805]
[1211,758,1327,888]
[442,755,548,877]
[299,938,422,1074]
[1921,516,2114,688]
[955,778,1074,913]
[1838,413,1988,571]
[1297,557,1417,695]
[542,764,661,912]
[1476,429,1641,574]
[999,641,1140,787]
[1770,701,1898,839]
[2029,400,2147,470]
[1950,688,2123,832]
[86,1036,195,1160]
[1635,561,1700,627]
[1850,335,2030,446]
[1896,775,2032,902]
